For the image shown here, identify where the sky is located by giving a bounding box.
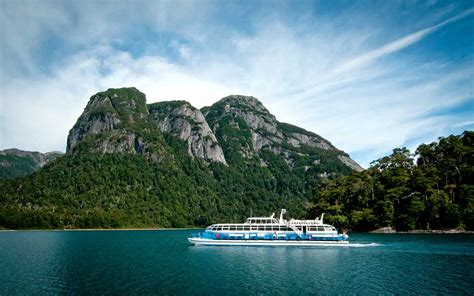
[0,0,473,168]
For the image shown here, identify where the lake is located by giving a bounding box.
[1,230,473,295]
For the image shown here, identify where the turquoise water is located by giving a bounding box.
[1,231,473,295]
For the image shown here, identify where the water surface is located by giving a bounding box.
[1,231,473,294]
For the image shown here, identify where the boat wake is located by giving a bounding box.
[348,243,381,248]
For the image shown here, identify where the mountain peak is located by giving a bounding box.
[66,87,151,153]
[216,95,269,114]
[148,100,196,113]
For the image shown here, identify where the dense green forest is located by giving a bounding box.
[0,134,314,229]
[0,154,38,179]
[2,131,471,231]
[308,131,474,231]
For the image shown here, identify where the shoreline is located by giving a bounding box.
[395,229,474,234]
[368,227,474,234]
[0,227,203,232]
[1,227,473,233]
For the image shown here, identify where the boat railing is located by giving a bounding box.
[288,220,323,225]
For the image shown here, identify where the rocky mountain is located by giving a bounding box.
[149,101,227,164]
[202,95,363,172]
[0,149,63,179]
[66,88,361,173]
[66,88,167,161]
[1,87,362,229]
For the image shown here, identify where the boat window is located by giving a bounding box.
[317,226,324,231]
[324,227,332,231]
[258,226,265,231]
[237,225,243,231]
[244,226,250,231]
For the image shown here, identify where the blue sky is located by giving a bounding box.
[0,0,473,168]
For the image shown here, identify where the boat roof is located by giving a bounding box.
[247,217,275,219]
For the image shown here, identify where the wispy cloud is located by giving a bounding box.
[0,1,472,168]
[332,7,474,75]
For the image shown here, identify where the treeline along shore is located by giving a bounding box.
[308,131,474,232]
[1,131,472,232]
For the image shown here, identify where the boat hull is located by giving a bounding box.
[188,237,349,247]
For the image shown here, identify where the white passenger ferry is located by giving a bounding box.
[188,209,349,246]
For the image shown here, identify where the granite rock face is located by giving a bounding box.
[149,101,227,165]
[202,95,363,172]
[65,88,362,172]
[338,155,364,172]
[66,87,149,154]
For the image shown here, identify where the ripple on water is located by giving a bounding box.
[0,231,473,295]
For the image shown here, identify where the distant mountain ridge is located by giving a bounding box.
[1,87,362,229]
[0,149,63,179]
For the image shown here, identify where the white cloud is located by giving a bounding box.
[0,47,236,151]
[0,2,472,169]
[332,7,474,76]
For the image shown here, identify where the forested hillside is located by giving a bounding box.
[0,88,359,229]
[4,88,468,231]
[308,131,474,231]
[0,149,63,179]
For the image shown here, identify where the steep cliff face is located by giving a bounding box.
[0,149,63,179]
[149,101,227,165]
[66,87,168,160]
[66,89,361,171]
[202,95,363,172]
